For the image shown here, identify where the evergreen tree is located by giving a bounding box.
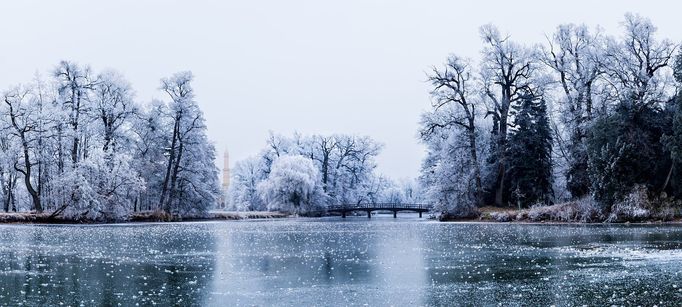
[505,94,553,207]
[661,50,682,199]
[587,101,671,209]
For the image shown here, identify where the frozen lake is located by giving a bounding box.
[1,215,682,306]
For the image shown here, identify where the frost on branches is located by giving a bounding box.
[227,133,421,214]
[257,155,326,215]
[420,13,682,221]
[0,62,220,221]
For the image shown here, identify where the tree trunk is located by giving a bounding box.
[467,119,483,207]
[17,137,42,212]
[3,175,10,213]
[661,163,674,194]
[494,102,509,207]
[71,136,79,164]
[159,119,180,211]
[166,141,184,213]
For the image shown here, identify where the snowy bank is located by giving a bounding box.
[441,200,682,224]
[0,211,289,224]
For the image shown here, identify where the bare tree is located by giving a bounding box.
[541,24,604,197]
[3,87,43,212]
[479,24,539,206]
[92,71,138,153]
[311,135,338,193]
[158,72,206,213]
[602,13,677,110]
[423,55,483,206]
[53,61,96,165]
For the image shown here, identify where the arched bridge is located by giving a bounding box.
[327,203,433,218]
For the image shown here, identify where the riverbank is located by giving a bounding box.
[0,211,289,224]
[441,202,682,224]
[3,205,681,224]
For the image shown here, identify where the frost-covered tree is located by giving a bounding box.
[602,13,676,110]
[227,156,267,211]
[324,135,382,204]
[131,101,168,212]
[56,149,144,221]
[257,155,326,215]
[420,129,485,217]
[92,70,137,153]
[0,132,19,212]
[0,62,221,220]
[660,50,682,198]
[228,132,385,211]
[542,24,604,198]
[388,178,423,204]
[420,13,681,216]
[479,24,542,206]
[587,14,677,210]
[53,61,96,166]
[155,72,221,215]
[424,55,483,206]
[2,86,46,212]
[260,132,382,205]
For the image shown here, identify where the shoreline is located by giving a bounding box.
[439,204,682,224]
[0,211,290,225]
[1,210,681,225]
[439,217,682,225]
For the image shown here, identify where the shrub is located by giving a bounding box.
[439,206,480,221]
[489,211,513,222]
[572,197,604,222]
[526,197,603,222]
[607,185,652,222]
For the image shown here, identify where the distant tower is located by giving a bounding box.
[220,149,230,209]
[222,149,230,192]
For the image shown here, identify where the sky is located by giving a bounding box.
[0,0,680,180]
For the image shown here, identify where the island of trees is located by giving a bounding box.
[419,13,682,222]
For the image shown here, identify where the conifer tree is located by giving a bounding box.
[506,94,553,207]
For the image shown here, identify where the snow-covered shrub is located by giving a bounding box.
[489,211,513,222]
[526,197,603,222]
[57,150,145,221]
[607,185,652,222]
[258,155,327,215]
[573,197,604,222]
[528,205,552,222]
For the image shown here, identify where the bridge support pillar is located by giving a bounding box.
[342,211,346,218]
[419,212,422,218]
[367,211,371,218]
[393,211,397,218]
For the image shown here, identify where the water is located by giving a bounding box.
[1,215,682,306]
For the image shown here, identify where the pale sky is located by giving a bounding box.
[0,1,680,180]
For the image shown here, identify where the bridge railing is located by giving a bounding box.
[327,203,432,211]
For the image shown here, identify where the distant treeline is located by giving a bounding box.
[226,133,419,215]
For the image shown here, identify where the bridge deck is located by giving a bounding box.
[327,203,432,218]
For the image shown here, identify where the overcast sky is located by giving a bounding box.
[0,1,680,180]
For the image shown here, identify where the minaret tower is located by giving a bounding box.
[222,149,230,192]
